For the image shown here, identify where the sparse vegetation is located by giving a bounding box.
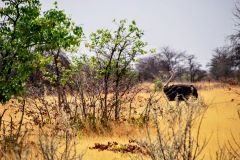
[0,83,239,159]
[133,98,210,160]
[0,0,240,159]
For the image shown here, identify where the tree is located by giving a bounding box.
[86,19,148,120]
[229,2,240,70]
[158,46,185,74]
[207,1,240,82]
[0,0,42,103]
[0,0,83,103]
[136,46,185,81]
[136,56,162,81]
[230,45,240,69]
[186,54,202,82]
[39,5,83,112]
[208,47,233,80]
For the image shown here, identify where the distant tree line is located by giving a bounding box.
[136,46,206,82]
[207,2,240,83]
[136,2,240,84]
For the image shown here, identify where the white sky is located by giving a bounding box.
[2,0,239,69]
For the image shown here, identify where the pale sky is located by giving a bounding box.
[2,0,239,69]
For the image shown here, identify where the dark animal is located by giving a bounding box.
[163,71,198,105]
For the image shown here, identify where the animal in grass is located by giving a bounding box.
[163,71,198,105]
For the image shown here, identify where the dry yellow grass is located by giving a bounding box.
[75,85,240,159]
[197,87,240,159]
[0,83,239,159]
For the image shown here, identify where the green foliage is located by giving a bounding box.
[39,8,83,51]
[70,115,85,131]
[87,19,148,83]
[85,19,148,119]
[0,0,42,103]
[183,73,191,81]
[87,19,147,73]
[100,115,111,130]
[127,117,146,128]
[154,79,163,92]
[71,54,89,71]
[0,0,83,103]
[87,114,97,131]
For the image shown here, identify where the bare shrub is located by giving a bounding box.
[38,126,86,160]
[0,100,37,159]
[37,107,86,160]
[133,95,211,160]
[213,132,240,160]
[0,97,87,159]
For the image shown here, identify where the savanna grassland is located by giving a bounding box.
[1,1,240,160]
[194,83,240,159]
[0,82,239,160]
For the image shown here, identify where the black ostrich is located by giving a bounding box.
[163,71,198,105]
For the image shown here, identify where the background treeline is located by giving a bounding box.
[136,46,207,82]
[137,4,240,83]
